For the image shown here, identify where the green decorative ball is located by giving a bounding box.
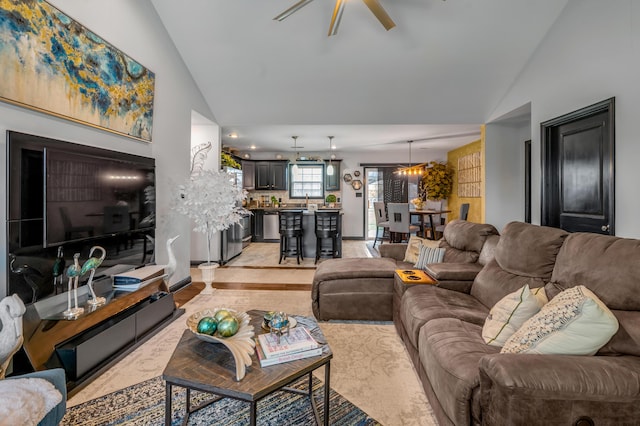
[214,309,233,323]
[217,316,239,337]
[197,317,217,335]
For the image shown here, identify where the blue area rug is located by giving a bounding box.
[62,375,380,425]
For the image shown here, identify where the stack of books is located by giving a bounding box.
[112,264,165,291]
[255,327,321,367]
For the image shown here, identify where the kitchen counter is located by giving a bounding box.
[250,208,342,259]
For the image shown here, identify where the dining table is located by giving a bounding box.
[410,208,451,240]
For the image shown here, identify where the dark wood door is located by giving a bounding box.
[541,98,614,234]
[255,162,271,189]
[270,162,287,190]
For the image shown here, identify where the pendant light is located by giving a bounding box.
[396,140,424,175]
[326,136,334,176]
[291,136,299,173]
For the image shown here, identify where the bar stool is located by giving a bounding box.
[314,211,340,264]
[278,210,304,264]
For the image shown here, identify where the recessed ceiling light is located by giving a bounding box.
[250,145,256,150]
[229,133,238,139]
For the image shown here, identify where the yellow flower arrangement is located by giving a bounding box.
[422,161,454,200]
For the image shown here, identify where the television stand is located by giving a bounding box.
[21,267,183,396]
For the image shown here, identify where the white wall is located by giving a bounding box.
[0,0,215,296]
[486,0,640,237]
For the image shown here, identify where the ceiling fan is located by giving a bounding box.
[274,0,396,36]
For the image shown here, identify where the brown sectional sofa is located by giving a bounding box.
[311,220,498,321]
[396,221,640,425]
[312,220,640,425]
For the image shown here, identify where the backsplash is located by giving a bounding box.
[246,190,342,208]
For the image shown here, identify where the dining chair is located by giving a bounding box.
[387,203,420,243]
[435,203,470,236]
[373,201,389,248]
[423,200,442,239]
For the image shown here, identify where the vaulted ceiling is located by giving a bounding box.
[151,0,569,154]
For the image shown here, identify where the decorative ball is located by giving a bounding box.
[217,315,239,337]
[214,309,233,323]
[196,317,217,335]
[270,311,289,330]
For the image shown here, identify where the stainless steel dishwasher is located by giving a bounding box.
[263,211,280,240]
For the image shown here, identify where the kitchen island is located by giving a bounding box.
[250,207,342,259]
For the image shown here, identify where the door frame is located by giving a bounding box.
[540,97,615,233]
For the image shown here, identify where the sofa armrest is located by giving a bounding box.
[378,243,407,261]
[425,262,483,281]
[479,354,640,425]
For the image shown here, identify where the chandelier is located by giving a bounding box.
[396,141,425,175]
[326,136,335,176]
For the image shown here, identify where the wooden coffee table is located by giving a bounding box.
[162,309,332,425]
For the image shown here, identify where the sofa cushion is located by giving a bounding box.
[494,221,568,278]
[399,285,489,349]
[502,285,619,355]
[419,318,500,425]
[403,236,434,263]
[414,245,445,269]
[440,220,499,263]
[482,285,548,347]
[471,259,548,309]
[470,222,568,309]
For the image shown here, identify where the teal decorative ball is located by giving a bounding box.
[217,316,239,337]
[197,317,217,335]
[214,309,233,323]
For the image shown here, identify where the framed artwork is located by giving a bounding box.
[0,0,155,142]
[458,152,481,197]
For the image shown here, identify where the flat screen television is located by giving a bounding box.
[6,131,156,304]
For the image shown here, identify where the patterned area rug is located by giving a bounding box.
[63,375,380,426]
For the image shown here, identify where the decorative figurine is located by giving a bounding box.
[52,246,66,294]
[63,253,84,319]
[162,235,179,288]
[269,311,290,344]
[9,254,43,304]
[81,246,107,306]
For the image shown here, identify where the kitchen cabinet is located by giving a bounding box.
[255,161,288,190]
[324,160,341,191]
[251,209,264,241]
[241,160,255,190]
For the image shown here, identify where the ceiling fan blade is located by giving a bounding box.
[328,0,346,36]
[273,0,315,21]
[361,0,396,31]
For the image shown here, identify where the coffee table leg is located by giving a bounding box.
[250,401,257,426]
[324,362,331,426]
[165,382,172,426]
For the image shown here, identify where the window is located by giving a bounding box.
[289,164,324,199]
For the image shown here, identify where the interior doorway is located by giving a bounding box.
[541,98,615,234]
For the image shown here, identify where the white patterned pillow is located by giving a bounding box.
[482,285,548,347]
[403,236,436,263]
[414,245,445,269]
[501,285,619,355]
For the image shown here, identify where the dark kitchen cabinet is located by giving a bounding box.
[255,161,288,190]
[251,209,264,241]
[241,160,255,190]
[325,160,341,191]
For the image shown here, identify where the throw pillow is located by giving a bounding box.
[482,285,548,347]
[501,285,619,355]
[414,245,446,269]
[403,236,432,263]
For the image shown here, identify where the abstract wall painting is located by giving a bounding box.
[0,0,155,142]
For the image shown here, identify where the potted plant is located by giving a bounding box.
[173,169,248,293]
[422,161,454,201]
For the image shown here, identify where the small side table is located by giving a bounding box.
[393,269,437,326]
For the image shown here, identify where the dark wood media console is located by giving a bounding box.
[21,269,184,395]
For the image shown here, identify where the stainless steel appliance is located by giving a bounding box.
[240,214,252,248]
[220,166,245,263]
[263,211,280,241]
